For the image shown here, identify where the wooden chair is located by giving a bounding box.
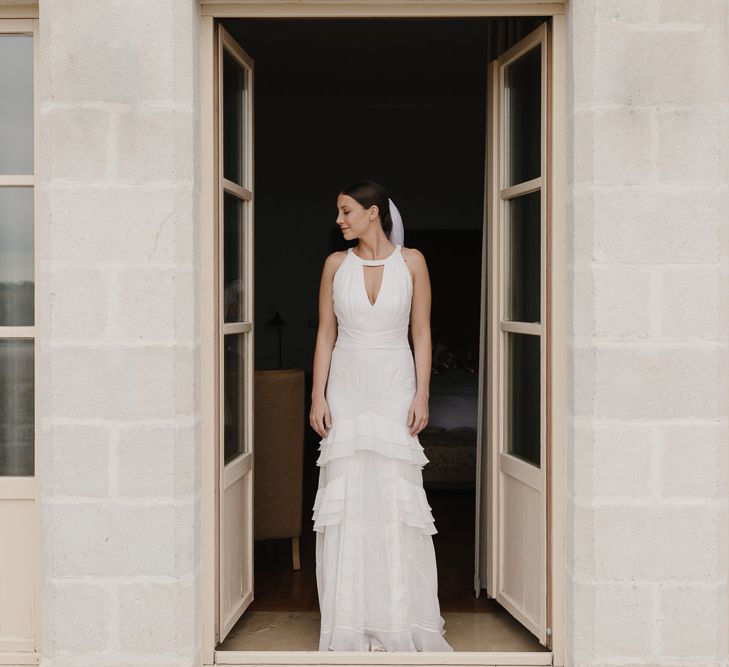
[253,368,305,570]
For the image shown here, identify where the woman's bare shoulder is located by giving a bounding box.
[401,246,426,265]
[323,249,348,274]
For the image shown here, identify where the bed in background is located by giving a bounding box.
[404,230,484,490]
[420,341,479,490]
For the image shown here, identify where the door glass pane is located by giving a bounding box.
[224,333,246,463]
[506,190,540,323]
[0,188,34,326]
[506,332,540,467]
[0,34,33,175]
[0,339,34,476]
[505,46,541,186]
[223,192,247,324]
[223,49,247,186]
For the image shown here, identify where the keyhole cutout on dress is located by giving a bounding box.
[362,264,385,307]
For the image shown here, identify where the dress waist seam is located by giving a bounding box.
[334,344,412,350]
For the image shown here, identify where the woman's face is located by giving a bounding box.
[336,194,377,240]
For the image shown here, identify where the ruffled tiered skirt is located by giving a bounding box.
[312,345,454,652]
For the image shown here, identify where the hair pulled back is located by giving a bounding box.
[339,179,392,237]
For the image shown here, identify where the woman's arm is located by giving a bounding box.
[404,248,432,434]
[310,251,344,437]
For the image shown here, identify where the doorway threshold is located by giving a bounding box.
[214,650,553,666]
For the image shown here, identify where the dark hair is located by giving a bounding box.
[339,179,392,237]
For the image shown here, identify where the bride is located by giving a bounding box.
[309,179,454,652]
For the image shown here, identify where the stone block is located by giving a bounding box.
[47,423,110,498]
[593,347,721,419]
[660,423,729,497]
[659,267,721,339]
[117,424,196,498]
[593,505,721,582]
[51,582,111,654]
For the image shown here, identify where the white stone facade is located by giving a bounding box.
[38,1,201,665]
[27,1,729,666]
[565,1,729,665]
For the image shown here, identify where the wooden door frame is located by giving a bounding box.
[199,3,567,666]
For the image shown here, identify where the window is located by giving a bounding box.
[0,24,36,478]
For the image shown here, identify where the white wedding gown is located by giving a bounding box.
[312,244,454,652]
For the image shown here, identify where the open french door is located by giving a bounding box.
[216,22,255,642]
[475,21,551,646]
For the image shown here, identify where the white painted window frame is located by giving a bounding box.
[217,22,256,642]
[0,7,41,666]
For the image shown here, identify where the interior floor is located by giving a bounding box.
[219,487,545,652]
[219,610,542,652]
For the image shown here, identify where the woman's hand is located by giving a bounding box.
[407,393,429,436]
[310,395,332,439]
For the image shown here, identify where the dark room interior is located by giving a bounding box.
[218,16,547,652]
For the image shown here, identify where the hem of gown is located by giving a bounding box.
[318,622,454,652]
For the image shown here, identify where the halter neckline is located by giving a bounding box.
[349,244,400,266]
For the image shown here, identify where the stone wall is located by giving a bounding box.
[38,1,202,665]
[565,1,729,664]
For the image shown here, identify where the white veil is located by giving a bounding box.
[387,197,404,245]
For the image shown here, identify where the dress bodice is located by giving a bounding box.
[332,244,413,350]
